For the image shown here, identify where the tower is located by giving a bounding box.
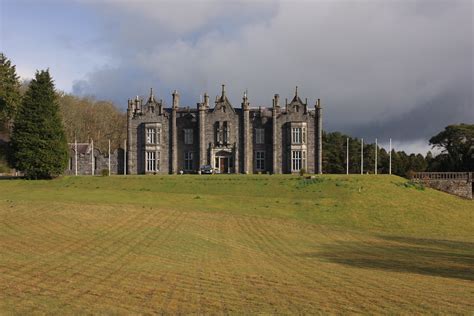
[242,90,250,174]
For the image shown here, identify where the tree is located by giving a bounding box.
[57,93,126,152]
[429,124,474,171]
[10,70,68,179]
[0,53,21,134]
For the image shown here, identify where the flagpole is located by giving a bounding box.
[91,139,94,176]
[124,139,127,175]
[361,138,363,175]
[108,139,111,176]
[74,136,78,176]
[346,137,349,175]
[375,138,378,175]
[389,138,392,175]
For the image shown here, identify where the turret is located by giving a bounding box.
[242,90,250,174]
[172,90,179,109]
[198,92,208,168]
[242,90,249,110]
[273,94,280,112]
[316,98,323,174]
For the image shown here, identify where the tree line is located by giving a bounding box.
[0,52,472,178]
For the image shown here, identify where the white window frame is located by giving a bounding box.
[156,128,161,145]
[255,128,265,144]
[146,128,156,144]
[156,151,160,171]
[292,127,302,144]
[255,151,265,171]
[291,150,302,172]
[184,129,193,145]
[184,151,194,171]
[145,151,158,172]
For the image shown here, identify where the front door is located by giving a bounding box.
[219,157,229,173]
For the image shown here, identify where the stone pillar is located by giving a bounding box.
[242,92,250,174]
[126,99,133,174]
[316,98,323,174]
[234,143,239,174]
[198,93,208,167]
[171,90,179,174]
[272,94,280,174]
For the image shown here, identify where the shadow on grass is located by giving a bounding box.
[305,235,474,281]
[0,175,23,180]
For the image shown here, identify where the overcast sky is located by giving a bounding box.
[1,0,472,154]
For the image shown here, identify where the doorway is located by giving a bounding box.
[214,153,232,173]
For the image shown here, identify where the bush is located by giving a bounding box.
[101,169,109,176]
[299,168,306,176]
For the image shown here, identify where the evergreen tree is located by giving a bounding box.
[10,70,68,179]
[429,124,474,171]
[0,53,21,132]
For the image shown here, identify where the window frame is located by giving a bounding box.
[255,128,265,144]
[184,151,194,171]
[146,127,156,144]
[291,150,302,172]
[145,151,158,172]
[291,127,302,144]
[184,128,193,145]
[255,150,265,171]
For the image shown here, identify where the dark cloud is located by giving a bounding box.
[72,0,473,153]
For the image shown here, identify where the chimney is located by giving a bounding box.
[274,94,280,108]
[204,92,209,108]
[172,90,179,109]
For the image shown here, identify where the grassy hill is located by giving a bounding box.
[0,175,472,314]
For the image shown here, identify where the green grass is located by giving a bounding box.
[0,175,473,314]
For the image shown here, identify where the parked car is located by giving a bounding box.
[200,165,214,174]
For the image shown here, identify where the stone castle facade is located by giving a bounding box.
[126,85,323,174]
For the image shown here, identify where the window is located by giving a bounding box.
[146,151,158,172]
[302,127,306,144]
[255,151,265,171]
[292,128,302,144]
[156,128,161,144]
[216,123,222,144]
[146,128,156,144]
[302,151,306,170]
[184,129,193,145]
[184,152,194,171]
[223,122,230,144]
[255,128,265,144]
[291,150,302,171]
[156,152,160,171]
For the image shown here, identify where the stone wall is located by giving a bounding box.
[421,179,473,199]
[65,147,125,175]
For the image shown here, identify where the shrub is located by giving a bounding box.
[299,168,306,176]
[101,169,109,176]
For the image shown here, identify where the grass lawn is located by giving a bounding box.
[0,175,473,314]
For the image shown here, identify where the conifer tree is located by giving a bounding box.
[10,70,68,179]
[0,53,21,132]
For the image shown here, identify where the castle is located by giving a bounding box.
[126,85,322,174]
[66,85,323,175]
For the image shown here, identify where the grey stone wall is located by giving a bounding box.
[421,179,473,199]
[65,147,124,175]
